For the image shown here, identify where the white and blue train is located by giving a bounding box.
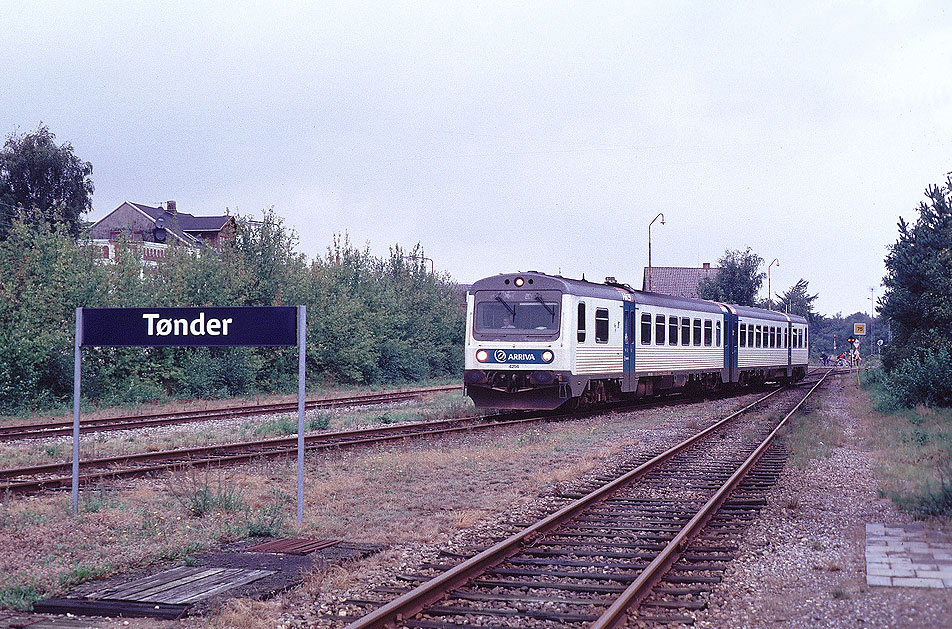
[463,272,809,409]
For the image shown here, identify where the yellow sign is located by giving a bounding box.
[854,323,867,336]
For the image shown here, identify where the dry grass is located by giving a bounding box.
[0,392,476,471]
[0,392,714,623]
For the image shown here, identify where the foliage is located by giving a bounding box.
[878,175,952,406]
[0,124,94,239]
[0,209,464,414]
[774,278,819,323]
[697,247,764,306]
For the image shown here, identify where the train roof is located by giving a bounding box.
[471,272,811,325]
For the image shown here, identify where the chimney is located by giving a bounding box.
[167,200,177,214]
[702,262,711,269]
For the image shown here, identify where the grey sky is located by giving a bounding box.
[2,1,949,316]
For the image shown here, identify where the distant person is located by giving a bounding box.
[502,316,515,329]
[820,351,828,366]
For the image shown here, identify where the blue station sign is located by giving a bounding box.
[81,306,298,347]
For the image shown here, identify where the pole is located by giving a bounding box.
[767,259,779,310]
[296,305,306,525]
[648,213,665,291]
[72,308,83,515]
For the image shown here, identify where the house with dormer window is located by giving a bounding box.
[86,200,235,263]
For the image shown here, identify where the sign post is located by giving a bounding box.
[73,307,304,519]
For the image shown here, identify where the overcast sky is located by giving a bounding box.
[2,1,950,316]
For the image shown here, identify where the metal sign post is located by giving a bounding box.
[297,305,306,525]
[72,306,305,520]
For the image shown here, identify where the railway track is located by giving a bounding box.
[340,370,832,628]
[0,385,459,441]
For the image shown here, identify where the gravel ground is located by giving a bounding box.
[7,379,950,629]
[695,376,952,629]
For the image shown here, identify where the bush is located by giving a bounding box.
[886,347,952,408]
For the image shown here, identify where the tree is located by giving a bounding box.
[879,175,952,387]
[0,124,94,239]
[697,247,765,306]
[775,278,819,323]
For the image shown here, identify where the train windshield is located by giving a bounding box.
[474,291,561,336]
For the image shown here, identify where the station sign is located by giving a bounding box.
[853,323,867,336]
[81,306,298,347]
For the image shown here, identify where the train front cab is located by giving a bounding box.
[463,273,573,409]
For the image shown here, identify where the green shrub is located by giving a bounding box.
[887,347,952,408]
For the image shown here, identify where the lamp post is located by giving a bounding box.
[647,213,665,292]
[767,258,779,310]
[403,255,434,275]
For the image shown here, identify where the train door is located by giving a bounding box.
[623,301,636,392]
[722,307,739,383]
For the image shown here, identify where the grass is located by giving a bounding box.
[783,397,842,469]
[860,369,952,517]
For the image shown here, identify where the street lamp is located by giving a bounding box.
[767,258,779,310]
[647,213,665,292]
[403,255,434,275]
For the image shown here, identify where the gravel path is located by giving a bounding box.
[695,376,952,629]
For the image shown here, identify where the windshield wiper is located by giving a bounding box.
[535,295,556,320]
[495,295,516,317]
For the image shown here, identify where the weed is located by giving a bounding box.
[81,484,120,513]
[245,490,290,537]
[893,459,952,517]
[0,584,43,610]
[44,443,64,458]
[832,588,849,600]
[57,563,112,588]
[168,469,246,517]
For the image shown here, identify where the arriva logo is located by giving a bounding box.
[494,349,508,362]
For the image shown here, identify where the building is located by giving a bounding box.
[86,201,235,263]
[642,263,719,298]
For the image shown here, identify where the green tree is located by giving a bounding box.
[0,219,106,412]
[697,247,765,306]
[775,278,819,323]
[0,124,94,239]
[879,175,952,401]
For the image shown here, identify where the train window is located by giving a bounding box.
[739,323,747,348]
[770,327,776,348]
[655,314,666,345]
[755,325,762,348]
[681,317,690,346]
[595,309,610,343]
[669,316,678,345]
[640,313,651,345]
[703,320,712,346]
[577,303,586,342]
[474,293,561,335]
[716,321,722,347]
[693,319,701,346]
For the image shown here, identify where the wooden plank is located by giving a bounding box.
[174,569,275,603]
[106,568,227,602]
[86,565,195,600]
[146,569,248,604]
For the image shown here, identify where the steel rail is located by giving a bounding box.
[591,367,832,628]
[0,386,459,441]
[342,387,788,629]
[0,411,580,494]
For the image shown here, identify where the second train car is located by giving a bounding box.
[463,272,808,409]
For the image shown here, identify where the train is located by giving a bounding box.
[463,272,809,409]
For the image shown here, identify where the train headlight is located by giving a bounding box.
[541,350,554,363]
[475,349,489,363]
[514,277,525,287]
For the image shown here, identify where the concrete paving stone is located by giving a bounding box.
[915,570,950,579]
[933,551,952,561]
[866,523,885,535]
[885,528,906,536]
[892,577,945,588]
[866,575,892,586]
[868,567,915,578]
